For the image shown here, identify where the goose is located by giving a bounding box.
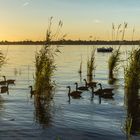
[94,88,103,95]
[83,79,97,88]
[94,83,114,96]
[3,76,15,85]
[90,86,95,98]
[98,83,114,93]
[29,86,36,98]
[1,83,9,94]
[99,93,114,99]
[94,83,114,98]
[66,86,82,98]
[75,82,89,91]
[0,76,7,85]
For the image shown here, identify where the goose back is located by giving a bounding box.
[67,86,82,98]
[75,82,88,91]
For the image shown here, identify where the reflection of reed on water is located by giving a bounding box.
[34,89,55,128]
[0,96,4,110]
[0,96,5,119]
[0,50,5,69]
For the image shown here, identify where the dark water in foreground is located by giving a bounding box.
[0,45,140,140]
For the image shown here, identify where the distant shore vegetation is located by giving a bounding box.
[0,40,140,45]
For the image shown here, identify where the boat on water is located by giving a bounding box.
[97,47,113,52]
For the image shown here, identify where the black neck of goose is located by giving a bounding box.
[6,83,9,88]
[3,76,6,81]
[75,83,78,91]
[91,86,94,93]
[99,84,102,90]
[84,80,88,87]
[30,86,33,92]
[68,87,71,95]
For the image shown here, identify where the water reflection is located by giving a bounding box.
[0,45,137,139]
[0,96,4,110]
[87,75,93,83]
[124,89,140,136]
[79,72,82,83]
[0,96,5,119]
[34,89,54,128]
[108,78,117,85]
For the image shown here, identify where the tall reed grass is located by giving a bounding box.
[124,48,140,92]
[35,17,63,98]
[124,48,140,134]
[87,48,96,78]
[108,22,127,81]
[0,50,5,69]
[34,17,62,104]
[108,47,121,79]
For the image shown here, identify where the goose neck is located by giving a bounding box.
[99,84,102,90]
[3,76,6,81]
[68,87,71,94]
[75,83,78,91]
[84,80,88,87]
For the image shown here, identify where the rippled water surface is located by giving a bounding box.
[0,45,140,140]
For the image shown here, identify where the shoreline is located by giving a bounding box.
[0,40,139,45]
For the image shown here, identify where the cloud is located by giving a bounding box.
[23,2,29,7]
[93,19,101,23]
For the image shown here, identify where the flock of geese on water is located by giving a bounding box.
[0,76,15,94]
[67,79,114,101]
[0,76,34,98]
[0,76,115,102]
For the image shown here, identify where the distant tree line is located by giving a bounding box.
[0,40,140,45]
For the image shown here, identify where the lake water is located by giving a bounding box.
[0,45,140,140]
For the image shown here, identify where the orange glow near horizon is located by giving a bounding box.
[0,23,140,41]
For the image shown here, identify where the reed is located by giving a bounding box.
[87,48,96,77]
[123,25,140,135]
[0,50,5,69]
[34,18,63,126]
[124,48,140,134]
[124,50,140,134]
[124,48,140,91]
[35,17,63,99]
[108,47,121,79]
[108,22,127,80]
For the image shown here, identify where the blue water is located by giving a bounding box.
[0,45,139,140]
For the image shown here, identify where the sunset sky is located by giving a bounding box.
[0,0,140,41]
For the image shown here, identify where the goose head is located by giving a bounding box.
[98,83,102,89]
[29,86,33,91]
[2,76,6,81]
[83,79,86,82]
[74,82,78,90]
[66,86,70,89]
